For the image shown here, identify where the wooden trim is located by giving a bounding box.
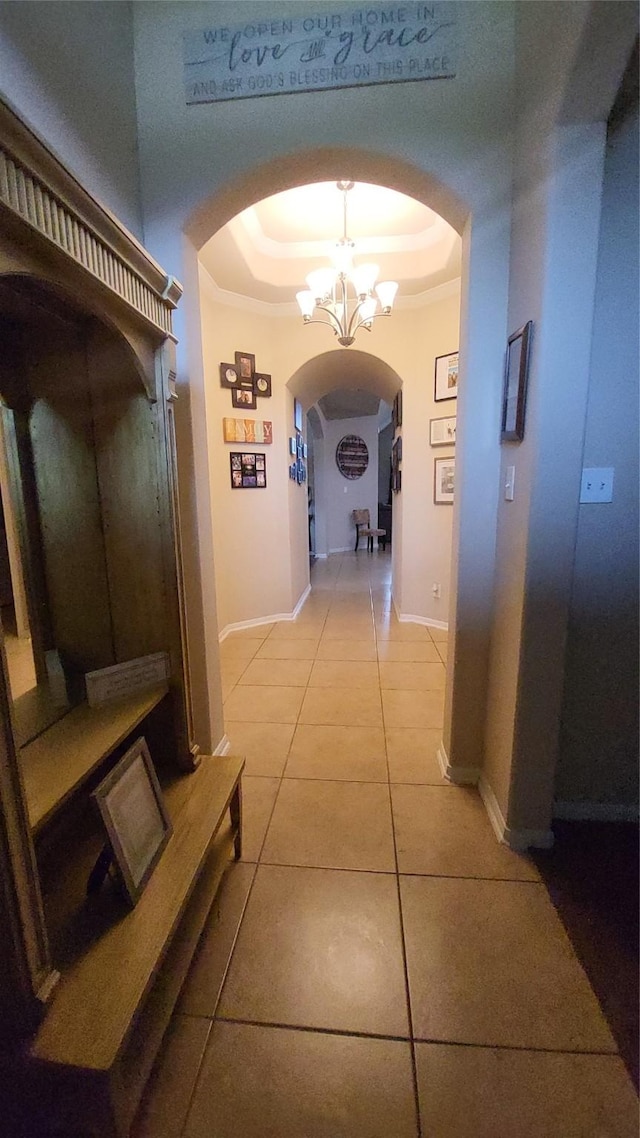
[0,98,182,339]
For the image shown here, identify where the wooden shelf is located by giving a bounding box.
[30,755,243,1076]
[21,684,169,833]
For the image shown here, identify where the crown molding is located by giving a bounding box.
[199,263,461,318]
[232,207,450,261]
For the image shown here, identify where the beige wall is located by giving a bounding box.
[199,269,461,640]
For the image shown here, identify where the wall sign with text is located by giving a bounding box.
[184,2,457,105]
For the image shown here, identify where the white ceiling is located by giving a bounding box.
[200,181,461,307]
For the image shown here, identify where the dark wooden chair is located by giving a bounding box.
[353,509,386,552]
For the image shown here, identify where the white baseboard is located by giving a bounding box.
[392,595,448,631]
[479,775,554,850]
[437,741,480,785]
[218,584,311,641]
[554,800,639,823]
[399,612,448,631]
[212,734,231,756]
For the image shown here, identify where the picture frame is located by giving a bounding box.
[434,456,455,504]
[434,351,459,402]
[220,362,240,388]
[223,417,272,444]
[294,398,303,433]
[289,436,297,455]
[91,737,172,907]
[501,321,532,442]
[230,451,267,489]
[392,389,403,429]
[254,372,272,398]
[430,415,457,447]
[235,350,255,386]
[231,386,257,411]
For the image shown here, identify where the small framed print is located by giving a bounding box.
[434,351,459,402]
[220,362,240,388]
[501,321,532,442]
[231,387,257,410]
[235,351,255,386]
[254,372,272,398]
[434,456,455,504]
[91,737,172,907]
[430,416,457,447]
[392,389,403,431]
[230,451,267,489]
[294,398,303,432]
[289,436,297,455]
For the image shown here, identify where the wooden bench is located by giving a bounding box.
[20,753,244,1138]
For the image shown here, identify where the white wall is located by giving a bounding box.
[321,414,380,554]
[0,1,142,237]
[555,91,639,815]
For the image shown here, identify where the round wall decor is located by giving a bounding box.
[336,435,369,480]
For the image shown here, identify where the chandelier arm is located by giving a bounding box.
[351,308,392,336]
[304,305,344,337]
[345,296,367,339]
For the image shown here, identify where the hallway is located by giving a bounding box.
[135,553,637,1137]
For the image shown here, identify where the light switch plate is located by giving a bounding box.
[504,465,515,501]
[580,467,614,503]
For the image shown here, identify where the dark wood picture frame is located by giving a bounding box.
[231,386,257,410]
[434,351,459,402]
[254,372,272,398]
[230,451,267,489]
[235,350,255,386]
[220,361,240,388]
[92,737,173,907]
[501,321,532,442]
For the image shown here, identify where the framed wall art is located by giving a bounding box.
[91,737,172,907]
[434,351,459,402]
[434,456,455,504]
[220,362,240,388]
[231,387,257,411]
[223,418,272,444]
[235,350,255,384]
[254,372,272,397]
[392,389,403,431]
[430,416,456,446]
[336,435,369,480]
[294,398,303,432]
[501,321,532,442]
[230,451,266,489]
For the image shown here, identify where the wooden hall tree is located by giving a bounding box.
[0,100,243,1136]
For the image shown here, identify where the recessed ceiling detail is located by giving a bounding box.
[319,389,381,420]
[200,181,461,306]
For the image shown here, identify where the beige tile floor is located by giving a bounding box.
[134,553,638,1137]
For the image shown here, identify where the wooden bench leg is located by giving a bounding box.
[355,529,360,551]
[230,780,243,861]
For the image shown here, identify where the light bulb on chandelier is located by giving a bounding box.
[295,181,399,347]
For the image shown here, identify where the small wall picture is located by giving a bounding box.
[294,398,303,432]
[220,362,240,388]
[232,387,257,410]
[430,416,457,446]
[254,372,272,397]
[230,451,267,489]
[435,351,459,402]
[235,351,255,386]
[289,436,297,455]
[392,389,403,431]
[501,321,532,442]
[223,417,272,444]
[434,456,455,504]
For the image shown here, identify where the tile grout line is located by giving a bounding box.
[374,574,425,1138]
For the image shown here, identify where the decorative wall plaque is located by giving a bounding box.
[336,435,369,479]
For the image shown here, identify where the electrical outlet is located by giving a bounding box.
[580,467,614,503]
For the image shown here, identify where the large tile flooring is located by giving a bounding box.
[134,553,637,1137]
